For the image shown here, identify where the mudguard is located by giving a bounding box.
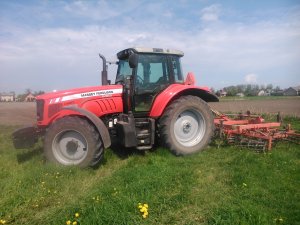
[149,84,219,118]
[62,106,111,148]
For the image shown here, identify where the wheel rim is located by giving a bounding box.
[52,130,88,165]
[173,109,206,147]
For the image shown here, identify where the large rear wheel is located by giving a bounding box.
[159,95,214,155]
[44,116,103,167]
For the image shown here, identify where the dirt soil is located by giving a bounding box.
[0,102,36,126]
[0,98,299,126]
[208,98,300,117]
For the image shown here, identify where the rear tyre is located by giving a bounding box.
[44,116,103,167]
[159,95,214,155]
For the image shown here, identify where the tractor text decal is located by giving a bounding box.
[49,89,123,104]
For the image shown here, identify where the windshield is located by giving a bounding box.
[115,59,132,84]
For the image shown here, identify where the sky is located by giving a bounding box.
[0,0,300,94]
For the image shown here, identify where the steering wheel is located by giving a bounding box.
[136,75,144,84]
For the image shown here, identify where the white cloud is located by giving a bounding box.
[244,74,258,83]
[0,2,300,93]
[63,0,140,21]
[200,4,221,22]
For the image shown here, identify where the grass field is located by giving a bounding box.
[0,117,299,225]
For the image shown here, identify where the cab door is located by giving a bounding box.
[133,54,170,113]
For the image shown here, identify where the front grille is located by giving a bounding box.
[48,103,62,118]
[36,99,44,121]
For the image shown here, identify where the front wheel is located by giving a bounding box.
[159,95,214,155]
[44,116,103,167]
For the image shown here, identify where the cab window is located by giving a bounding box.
[115,59,132,84]
[171,56,184,83]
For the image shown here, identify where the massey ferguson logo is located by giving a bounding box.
[80,90,114,97]
[49,89,122,104]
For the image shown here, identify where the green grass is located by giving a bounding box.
[0,121,299,225]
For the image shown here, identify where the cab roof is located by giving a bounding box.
[117,47,184,59]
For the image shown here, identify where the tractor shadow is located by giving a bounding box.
[16,145,43,163]
[108,136,159,160]
[109,142,146,160]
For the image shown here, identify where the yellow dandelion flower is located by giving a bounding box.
[142,214,147,219]
[72,221,77,225]
[140,207,146,213]
[143,203,149,208]
[66,220,71,225]
[144,211,149,216]
[75,213,80,218]
[0,219,6,224]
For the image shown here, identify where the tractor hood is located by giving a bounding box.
[36,85,123,104]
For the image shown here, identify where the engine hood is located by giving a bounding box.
[36,85,123,103]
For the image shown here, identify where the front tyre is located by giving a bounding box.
[159,95,214,155]
[44,116,103,167]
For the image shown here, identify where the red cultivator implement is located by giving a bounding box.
[212,110,300,152]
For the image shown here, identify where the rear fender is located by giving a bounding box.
[58,106,111,148]
[149,85,219,118]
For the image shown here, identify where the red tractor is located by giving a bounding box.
[13,47,218,167]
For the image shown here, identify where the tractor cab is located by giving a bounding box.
[115,47,185,113]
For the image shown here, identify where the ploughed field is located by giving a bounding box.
[0,97,299,125]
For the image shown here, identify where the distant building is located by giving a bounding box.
[284,86,300,96]
[257,90,270,96]
[25,93,36,102]
[257,90,265,96]
[0,92,15,102]
[220,90,227,97]
[236,92,244,97]
[271,90,284,96]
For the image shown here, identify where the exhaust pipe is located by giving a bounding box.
[99,53,108,85]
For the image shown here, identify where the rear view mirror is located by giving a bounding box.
[129,53,138,68]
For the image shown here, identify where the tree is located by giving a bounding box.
[224,86,238,96]
[25,88,32,94]
[34,90,45,96]
[266,84,273,90]
[260,84,265,90]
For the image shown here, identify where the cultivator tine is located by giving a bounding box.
[285,133,300,145]
[236,137,267,152]
[227,136,236,144]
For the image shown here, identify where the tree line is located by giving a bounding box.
[213,84,282,97]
